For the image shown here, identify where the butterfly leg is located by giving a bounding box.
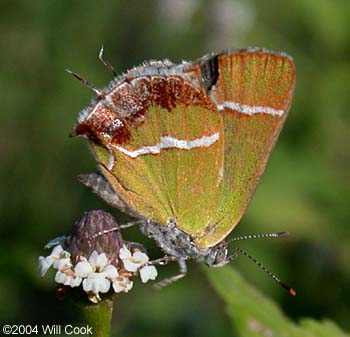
[89,219,144,241]
[150,257,188,289]
[78,172,127,210]
[78,172,140,217]
[120,219,145,229]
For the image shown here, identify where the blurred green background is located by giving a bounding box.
[0,0,349,336]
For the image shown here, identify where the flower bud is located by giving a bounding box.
[67,210,124,267]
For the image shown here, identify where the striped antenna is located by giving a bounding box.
[65,69,104,96]
[98,45,118,77]
[228,231,290,244]
[229,244,296,296]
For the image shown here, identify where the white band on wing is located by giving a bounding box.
[114,132,220,158]
[217,101,284,116]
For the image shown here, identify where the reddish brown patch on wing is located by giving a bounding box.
[74,103,133,144]
[74,75,214,146]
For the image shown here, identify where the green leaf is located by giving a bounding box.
[300,319,348,337]
[203,266,348,337]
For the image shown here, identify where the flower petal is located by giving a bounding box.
[88,251,99,266]
[121,249,149,272]
[139,265,158,283]
[95,253,108,269]
[104,265,119,279]
[122,259,139,272]
[51,245,64,257]
[132,251,149,264]
[55,271,67,284]
[98,277,111,293]
[38,256,52,277]
[54,271,81,287]
[70,276,82,287]
[53,258,72,271]
[75,261,93,277]
[119,246,131,260]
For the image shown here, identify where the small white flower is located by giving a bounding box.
[78,251,119,297]
[38,245,71,277]
[55,271,82,287]
[139,265,158,283]
[83,273,111,294]
[119,246,149,272]
[112,276,133,293]
[39,237,155,303]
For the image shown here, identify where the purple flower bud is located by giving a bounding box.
[67,210,124,267]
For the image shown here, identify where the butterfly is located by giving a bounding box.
[70,47,296,294]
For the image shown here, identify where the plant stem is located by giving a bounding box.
[78,298,114,337]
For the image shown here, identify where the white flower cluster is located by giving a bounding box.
[38,245,158,303]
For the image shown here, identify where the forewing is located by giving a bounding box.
[80,73,225,235]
